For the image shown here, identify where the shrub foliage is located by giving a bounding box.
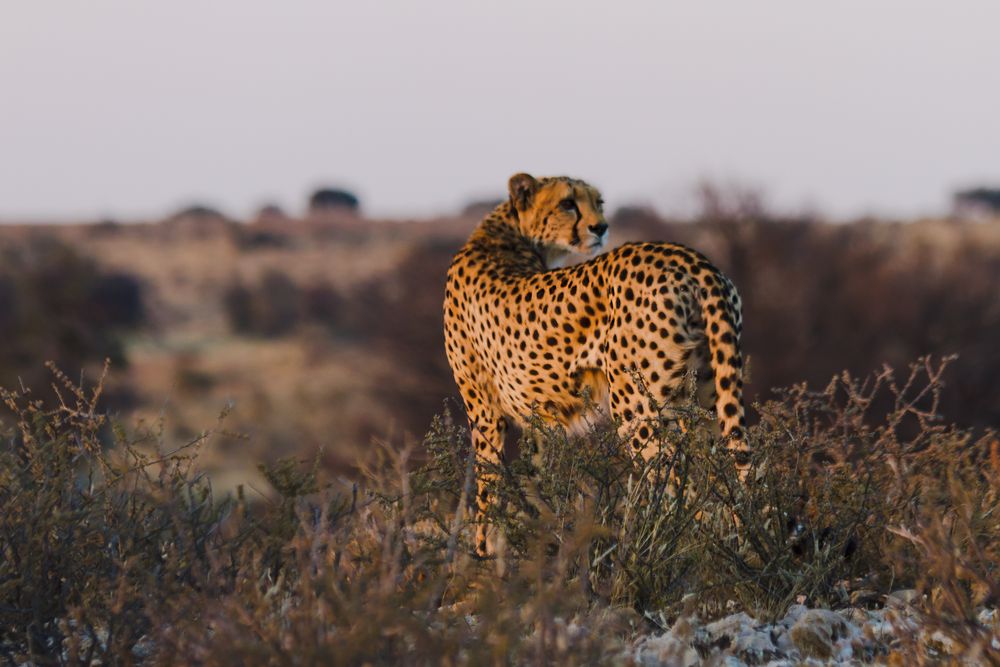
[0,358,997,664]
[0,238,145,391]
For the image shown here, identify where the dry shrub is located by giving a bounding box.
[222,271,308,337]
[156,421,638,666]
[0,363,231,664]
[1,358,997,664]
[463,409,705,614]
[880,430,1000,663]
[0,237,145,391]
[346,241,458,423]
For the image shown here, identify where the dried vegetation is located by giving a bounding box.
[1,357,997,664]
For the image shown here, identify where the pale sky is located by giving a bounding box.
[1,1,998,221]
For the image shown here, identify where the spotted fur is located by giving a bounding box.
[444,173,749,556]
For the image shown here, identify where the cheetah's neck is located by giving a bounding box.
[469,202,551,275]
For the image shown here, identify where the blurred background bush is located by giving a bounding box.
[0,184,998,488]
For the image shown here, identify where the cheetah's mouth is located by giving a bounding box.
[586,232,608,252]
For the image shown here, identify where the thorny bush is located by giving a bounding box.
[0,357,997,664]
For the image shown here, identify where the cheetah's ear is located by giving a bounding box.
[508,173,538,213]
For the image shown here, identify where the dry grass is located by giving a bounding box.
[1,358,997,664]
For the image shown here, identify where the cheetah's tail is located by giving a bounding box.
[700,274,751,480]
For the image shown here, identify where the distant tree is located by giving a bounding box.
[461,198,504,218]
[308,188,360,214]
[89,273,145,328]
[255,203,287,222]
[694,181,767,222]
[255,271,301,336]
[170,204,228,221]
[953,187,1000,220]
[86,219,122,238]
[0,238,146,394]
[301,283,343,327]
[222,271,302,337]
[222,282,255,333]
[164,203,233,238]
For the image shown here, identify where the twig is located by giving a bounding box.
[428,439,477,611]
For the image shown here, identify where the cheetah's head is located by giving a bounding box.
[508,173,608,265]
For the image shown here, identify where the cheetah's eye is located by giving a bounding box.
[596,198,604,209]
[559,198,576,211]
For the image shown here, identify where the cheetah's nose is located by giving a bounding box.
[589,222,609,237]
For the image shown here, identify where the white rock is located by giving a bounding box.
[632,631,700,667]
[705,611,757,638]
[699,611,780,664]
[789,609,857,661]
[885,589,920,609]
[780,604,809,625]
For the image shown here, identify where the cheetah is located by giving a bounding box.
[444,173,749,556]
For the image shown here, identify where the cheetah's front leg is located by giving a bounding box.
[468,410,506,558]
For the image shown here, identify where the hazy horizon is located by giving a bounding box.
[2,0,999,221]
